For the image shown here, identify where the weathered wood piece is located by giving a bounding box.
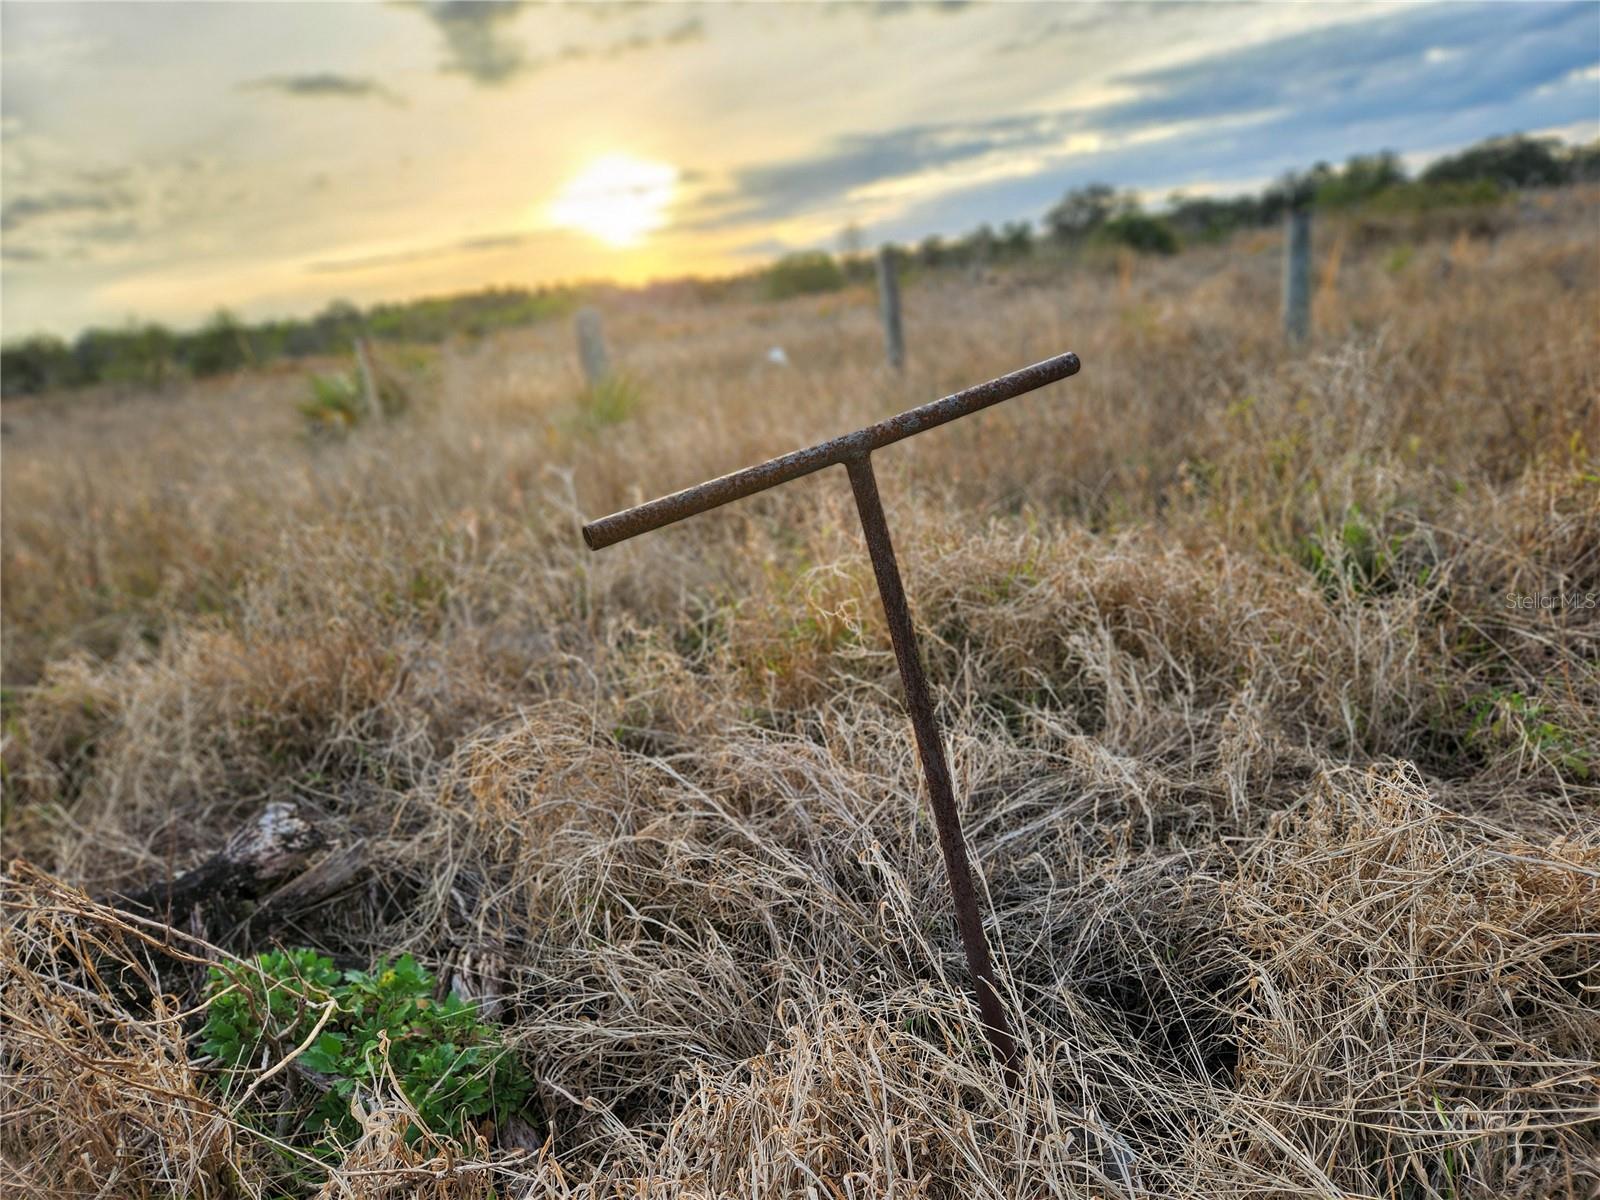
[105,802,365,936]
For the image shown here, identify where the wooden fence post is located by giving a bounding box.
[575,306,610,386]
[1283,207,1312,345]
[876,246,905,371]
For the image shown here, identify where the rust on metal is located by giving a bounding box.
[845,453,1019,1081]
[582,350,1079,550]
[581,351,1083,1082]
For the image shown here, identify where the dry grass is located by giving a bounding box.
[3,189,1598,1196]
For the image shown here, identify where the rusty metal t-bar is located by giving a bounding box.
[581,350,1081,1080]
[583,352,1079,550]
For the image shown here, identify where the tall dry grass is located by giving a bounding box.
[2,189,1597,1197]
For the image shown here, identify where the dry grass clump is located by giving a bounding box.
[0,865,530,1199]
[641,999,1118,1197]
[2,191,1597,1195]
[0,865,241,1197]
[306,1099,507,1200]
[1220,769,1600,1197]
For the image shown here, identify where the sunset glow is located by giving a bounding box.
[1,2,1594,336]
[547,155,679,249]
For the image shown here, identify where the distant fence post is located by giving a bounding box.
[876,246,905,371]
[353,335,379,419]
[575,306,610,386]
[1282,207,1311,345]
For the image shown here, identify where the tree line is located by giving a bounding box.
[2,286,578,398]
[866,133,1600,280]
[6,134,1597,397]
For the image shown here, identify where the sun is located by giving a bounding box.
[547,154,679,248]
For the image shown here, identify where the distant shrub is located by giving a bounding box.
[1092,211,1180,256]
[2,284,582,398]
[1045,182,1135,244]
[182,309,253,378]
[917,234,947,268]
[96,324,176,388]
[365,286,578,343]
[1566,138,1600,183]
[1,334,81,396]
[1368,179,1504,213]
[1315,152,1407,209]
[298,345,407,437]
[764,251,846,300]
[1164,194,1265,244]
[299,370,367,435]
[1422,134,1568,190]
[576,372,643,427]
[1329,177,1509,250]
[997,220,1034,258]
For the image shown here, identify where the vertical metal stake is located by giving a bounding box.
[1283,206,1312,345]
[575,306,611,385]
[845,453,1020,1080]
[582,353,1082,1087]
[876,246,905,371]
[353,335,380,420]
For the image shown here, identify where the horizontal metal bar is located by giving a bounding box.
[582,350,1080,550]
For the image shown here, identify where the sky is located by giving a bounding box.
[2,1,1596,339]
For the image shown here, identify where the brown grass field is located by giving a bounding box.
[2,191,1598,1197]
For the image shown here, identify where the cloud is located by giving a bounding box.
[243,73,404,105]
[598,17,705,58]
[547,18,708,71]
[994,2,1196,55]
[567,0,651,20]
[1,186,136,233]
[683,1,1599,240]
[727,236,798,260]
[0,130,228,266]
[412,2,706,85]
[305,228,557,274]
[1102,1,1594,133]
[422,0,530,85]
[0,121,144,259]
[661,17,704,47]
[845,1,971,18]
[682,111,1087,232]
